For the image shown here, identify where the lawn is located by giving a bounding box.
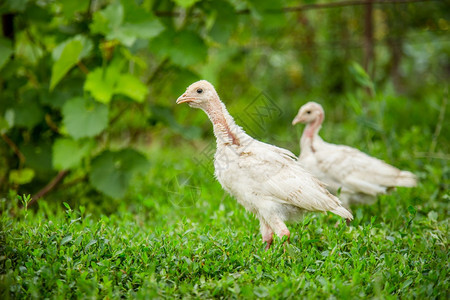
[1,0,448,298]
[1,122,448,298]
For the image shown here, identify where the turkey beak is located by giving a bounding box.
[292,114,303,125]
[176,94,195,104]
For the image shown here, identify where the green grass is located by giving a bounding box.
[1,98,449,299]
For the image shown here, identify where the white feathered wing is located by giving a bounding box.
[238,140,353,220]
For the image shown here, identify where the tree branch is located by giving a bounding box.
[1,133,25,166]
[28,170,69,207]
[77,61,90,74]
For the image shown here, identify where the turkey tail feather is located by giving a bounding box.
[396,171,417,187]
[331,206,353,220]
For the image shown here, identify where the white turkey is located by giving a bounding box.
[292,101,417,207]
[176,81,353,249]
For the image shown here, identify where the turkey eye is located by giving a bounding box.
[196,88,203,94]
[306,110,311,114]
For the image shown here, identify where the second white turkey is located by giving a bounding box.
[292,101,417,207]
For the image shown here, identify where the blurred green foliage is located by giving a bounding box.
[0,0,448,201]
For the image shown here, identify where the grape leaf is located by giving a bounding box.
[50,39,83,91]
[113,21,164,46]
[12,94,44,129]
[85,60,148,103]
[53,138,94,170]
[90,1,163,47]
[90,10,110,35]
[115,74,148,102]
[52,35,93,62]
[84,67,118,103]
[62,97,109,139]
[209,0,237,43]
[89,149,149,198]
[91,1,124,35]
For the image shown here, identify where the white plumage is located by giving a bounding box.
[177,81,352,249]
[292,101,417,207]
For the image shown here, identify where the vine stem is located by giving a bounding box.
[1,133,25,166]
[27,170,69,208]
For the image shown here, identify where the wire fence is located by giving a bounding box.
[155,0,442,17]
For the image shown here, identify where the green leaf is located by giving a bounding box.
[90,1,164,47]
[52,35,93,62]
[61,235,73,246]
[60,0,89,18]
[115,74,148,102]
[0,116,10,134]
[150,30,207,67]
[50,39,83,91]
[169,31,207,67]
[89,149,149,198]
[90,1,123,36]
[90,10,110,35]
[108,29,136,47]
[52,138,94,170]
[173,0,201,8]
[0,38,13,70]
[63,202,71,210]
[115,1,164,46]
[84,67,118,103]
[85,239,97,251]
[9,168,35,185]
[247,0,285,27]
[402,278,414,290]
[120,47,147,69]
[62,97,109,139]
[39,78,84,109]
[11,93,44,129]
[209,0,237,43]
[114,21,164,46]
[349,61,375,91]
[85,60,147,103]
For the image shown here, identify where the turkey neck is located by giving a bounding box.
[203,98,241,146]
[301,113,323,152]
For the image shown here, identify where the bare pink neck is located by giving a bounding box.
[301,113,323,147]
[204,99,241,146]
